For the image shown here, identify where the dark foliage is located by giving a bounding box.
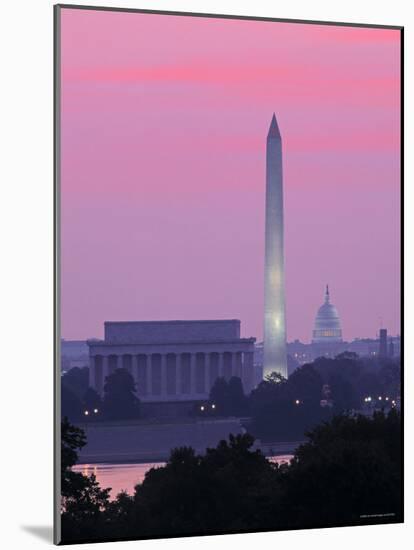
[83,387,102,416]
[61,418,111,541]
[312,354,400,405]
[61,385,83,423]
[61,366,89,400]
[249,368,331,440]
[61,411,402,543]
[249,354,401,441]
[276,410,402,528]
[103,368,140,421]
[208,376,249,416]
[61,367,91,422]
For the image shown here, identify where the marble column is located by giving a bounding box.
[132,354,138,388]
[223,352,232,380]
[218,352,224,378]
[209,352,219,389]
[234,352,243,379]
[89,356,95,389]
[161,354,167,396]
[205,352,211,394]
[150,354,161,396]
[177,354,182,397]
[180,353,191,395]
[102,356,109,393]
[190,353,197,396]
[146,354,152,396]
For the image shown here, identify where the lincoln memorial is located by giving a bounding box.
[87,320,256,402]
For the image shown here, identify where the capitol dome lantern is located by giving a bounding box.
[312,285,343,343]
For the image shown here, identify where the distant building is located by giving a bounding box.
[379,328,388,357]
[312,285,342,344]
[87,320,256,402]
[254,333,400,373]
[389,338,395,357]
[61,339,89,372]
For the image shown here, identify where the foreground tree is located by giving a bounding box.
[61,418,111,541]
[122,434,278,538]
[61,411,402,542]
[103,368,140,421]
[277,410,402,528]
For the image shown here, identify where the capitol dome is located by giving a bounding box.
[312,285,343,343]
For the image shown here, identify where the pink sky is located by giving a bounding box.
[60,8,401,343]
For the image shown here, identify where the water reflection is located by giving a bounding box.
[73,455,293,500]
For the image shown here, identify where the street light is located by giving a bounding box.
[200,405,205,412]
[84,410,89,416]
[211,404,216,410]
[93,408,99,414]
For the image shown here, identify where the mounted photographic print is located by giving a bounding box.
[54,4,403,545]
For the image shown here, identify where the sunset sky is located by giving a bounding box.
[60,7,401,342]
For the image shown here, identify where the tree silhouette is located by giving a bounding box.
[250,366,329,440]
[61,418,111,541]
[227,376,248,416]
[83,387,102,416]
[62,366,89,400]
[61,385,82,422]
[209,376,248,416]
[209,377,228,412]
[103,368,140,420]
[278,410,402,527]
[60,411,402,542]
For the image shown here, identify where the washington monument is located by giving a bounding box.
[263,114,287,379]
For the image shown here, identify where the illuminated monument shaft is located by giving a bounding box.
[263,114,287,378]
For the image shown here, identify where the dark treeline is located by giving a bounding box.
[62,367,140,422]
[206,353,400,440]
[62,354,400,443]
[61,410,402,543]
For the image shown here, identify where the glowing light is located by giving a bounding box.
[295,399,300,405]
[200,405,205,411]
[273,314,281,330]
[211,404,216,409]
[84,410,89,416]
[93,408,99,414]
